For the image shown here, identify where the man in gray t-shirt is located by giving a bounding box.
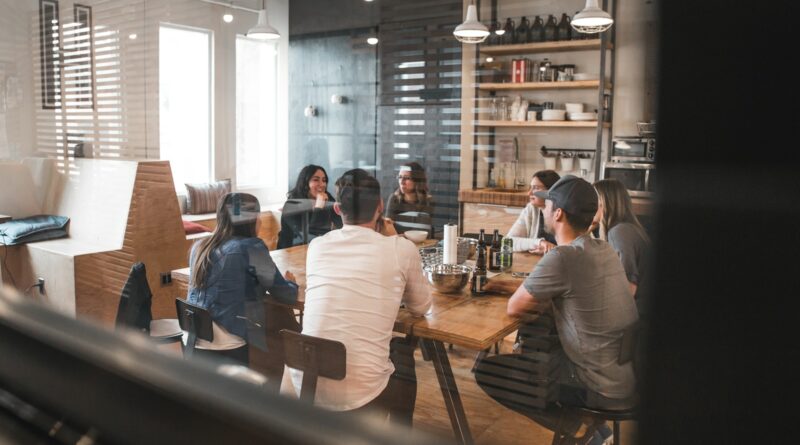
[475,175,638,443]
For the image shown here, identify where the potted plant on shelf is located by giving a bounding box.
[559,150,575,171]
[577,152,593,171]
[540,146,558,170]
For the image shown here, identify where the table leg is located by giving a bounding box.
[420,339,474,445]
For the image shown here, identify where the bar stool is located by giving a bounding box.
[280,329,346,404]
[552,321,643,445]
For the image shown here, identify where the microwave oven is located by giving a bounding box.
[602,162,657,198]
[611,137,656,163]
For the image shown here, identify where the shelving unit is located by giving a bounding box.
[476,120,610,128]
[478,80,610,91]
[468,3,618,186]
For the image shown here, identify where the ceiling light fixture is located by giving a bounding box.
[453,1,489,44]
[367,37,378,45]
[571,0,614,34]
[247,0,280,40]
[223,12,234,23]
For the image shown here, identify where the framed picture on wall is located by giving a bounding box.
[73,4,94,109]
[38,0,60,109]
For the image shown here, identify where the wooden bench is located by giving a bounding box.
[0,158,187,325]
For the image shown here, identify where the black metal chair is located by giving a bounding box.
[552,321,643,445]
[280,329,346,404]
[175,298,214,358]
[115,262,182,344]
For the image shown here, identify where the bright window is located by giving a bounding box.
[159,25,212,189]
[236,35,277,188]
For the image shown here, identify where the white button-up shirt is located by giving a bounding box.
[290,225,432,411]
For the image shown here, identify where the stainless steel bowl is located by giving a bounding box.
[425,264,472,293]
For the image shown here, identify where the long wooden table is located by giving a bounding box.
[172,244,540,444]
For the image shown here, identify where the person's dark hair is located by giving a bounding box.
[561,210,595,233]
[594,178,650,242]
[288,164,328,199]
[190,193,260,289]
[394,161,431,205]
[533,170,560,189]
[335,169,381,225]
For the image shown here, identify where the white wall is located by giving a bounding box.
[0,0,289,205]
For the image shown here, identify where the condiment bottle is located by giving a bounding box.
[472,230,488,294]
[488,229,502,272]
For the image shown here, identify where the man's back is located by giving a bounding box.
[292,225,431,411]
[524,235,638,399]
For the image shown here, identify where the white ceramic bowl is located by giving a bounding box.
[405,230,429,243]
[565,103,584,114]
[572,73,599,81]
[567,111,597,121]
[541,109,566,121]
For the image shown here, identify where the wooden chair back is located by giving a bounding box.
[175,298,214,357]
[280,329,346,404]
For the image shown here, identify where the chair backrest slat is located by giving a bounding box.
[280,329,346,404]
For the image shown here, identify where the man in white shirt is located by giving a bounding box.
[290,168,432,425]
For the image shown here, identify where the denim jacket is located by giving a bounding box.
[187,237,298,345]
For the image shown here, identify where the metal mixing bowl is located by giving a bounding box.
[425,264,472,293]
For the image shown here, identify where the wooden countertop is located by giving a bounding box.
[458,188,528,207]
[460,189,654,216]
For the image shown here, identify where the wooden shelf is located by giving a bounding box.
[478,80,609,91]
[475,120,610,128]
[480,39,611,56]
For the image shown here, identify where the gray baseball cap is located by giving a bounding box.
[533,175,598,219]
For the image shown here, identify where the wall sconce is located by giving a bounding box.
[304,105,317,117]
[330,94,346,104]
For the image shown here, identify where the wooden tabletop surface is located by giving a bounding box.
[172,243,541,351]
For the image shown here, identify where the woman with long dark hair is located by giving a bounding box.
[594,178,651,314]
[188,192,298,365]
[385,162,434,234]
[506,169,560,253]
[278,164,342,249]
[277,165,343,249]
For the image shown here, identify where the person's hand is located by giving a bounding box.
[530,240,555,255]
[314,193,328,209]
[284,271,296,283]
[379,218,398,236]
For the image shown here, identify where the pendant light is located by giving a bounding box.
[571,0,614,34]
[247,0,280,40]
[453,1,489,44]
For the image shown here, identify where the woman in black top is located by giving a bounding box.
[384,162,434,234]
[277,165,342,249]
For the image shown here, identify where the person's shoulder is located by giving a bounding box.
[608,223,644,243]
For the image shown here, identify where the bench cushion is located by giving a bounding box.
[183,220,211,235]
[185,179,231,214]
[0,215,69,246]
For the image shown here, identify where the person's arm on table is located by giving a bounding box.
[508,250,565,316]
[248,241,298,305]
[400,240,432,316]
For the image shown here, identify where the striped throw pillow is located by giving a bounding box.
[185,179,231,214]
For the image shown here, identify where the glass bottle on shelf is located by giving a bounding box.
[557,13,572,41]
[544,14,558,42]
[502,18,516,45]
[530,15,544,42]
[498,96,508,121]
[515,16,530,44]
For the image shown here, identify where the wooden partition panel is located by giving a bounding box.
[74,161,188,325]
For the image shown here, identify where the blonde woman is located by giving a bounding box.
[594,179,651,314]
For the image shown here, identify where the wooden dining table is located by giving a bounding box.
[172,242,541,445]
